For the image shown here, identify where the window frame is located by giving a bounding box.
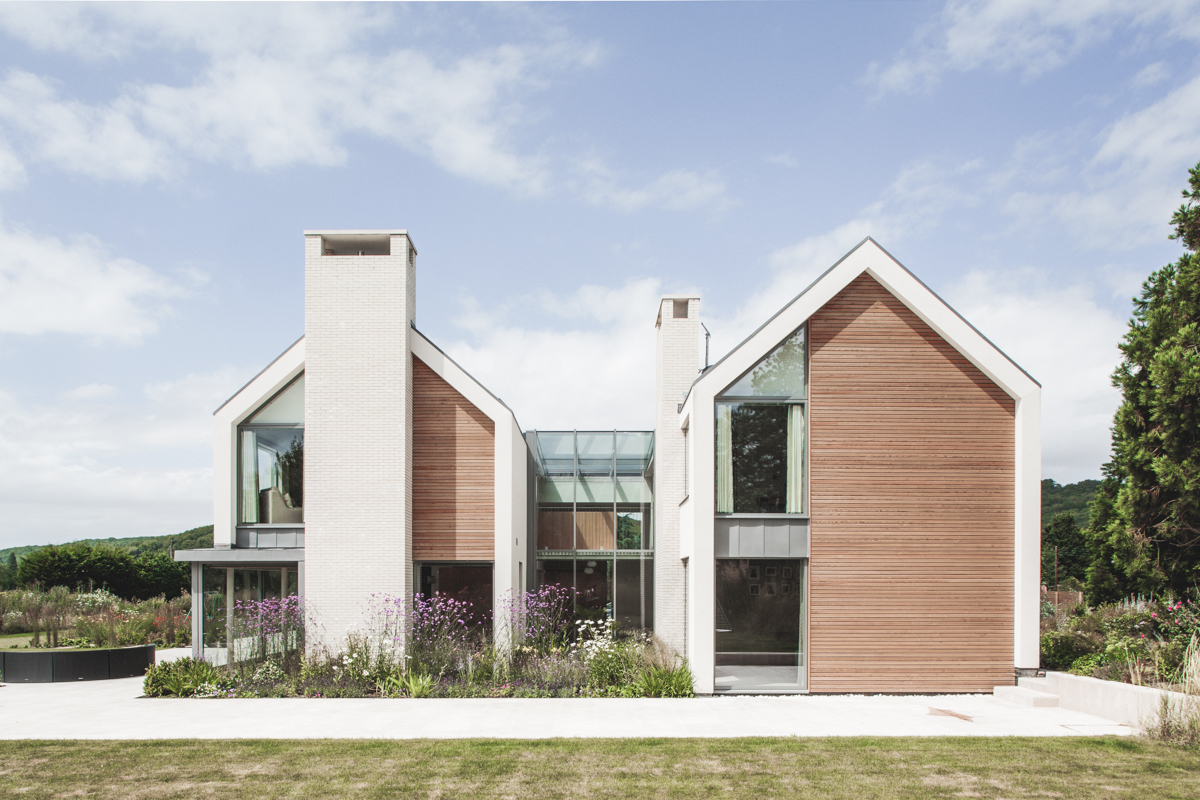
[715,323,809,519]
[237,422,305,527]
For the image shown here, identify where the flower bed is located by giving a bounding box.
[145,587,693,699]
[1040,595,1200,689]
[0,587,190,650]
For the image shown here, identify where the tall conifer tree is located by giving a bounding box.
[1087,161,1200,602]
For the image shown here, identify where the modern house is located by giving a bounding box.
[177,230,1040,694]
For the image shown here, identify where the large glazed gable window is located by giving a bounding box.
[716,325,807,515]
[239,375,304,525]
[722,326,806,399]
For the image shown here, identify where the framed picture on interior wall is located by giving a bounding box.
[765,583,777,595]
[782,583,790,594]
[749,584,760,596]
[765,566,777,577]
[749,567,760,580]
[783,567,792,579]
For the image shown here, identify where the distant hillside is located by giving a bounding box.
[0,525,213,564]
[1042,479,1101,529]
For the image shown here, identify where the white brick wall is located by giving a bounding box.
[654,296,699,655]
[304,233,414,649]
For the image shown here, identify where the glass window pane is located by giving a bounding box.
[538,559,575,595]
[234,569,260,606]
[261,569,282,601]
[616,505,649,550]
[730,404,789,514]
[715,559,806,692]
[247,374,305,424]
[576,558,612,620]
[575,506,614,550]
[615,432,654,474]
[615,557,653,632]
[286,569,298,597]
[537,506,574,551]
[534,432,575,476]
[427,565,493,632]
[201,566,227,650]
[576,431,614,476]
[240,427,304,524]
[722,326,806,399]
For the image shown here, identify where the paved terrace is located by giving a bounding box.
[0,649,1131,740]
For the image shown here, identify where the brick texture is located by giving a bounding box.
[654,297,699,655]
[304,233,415,649]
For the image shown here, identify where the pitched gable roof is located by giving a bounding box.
[694,237,1039,403]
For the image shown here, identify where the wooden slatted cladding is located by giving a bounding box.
[412,358,495,561]
[537,510,615,550]
[808,274,1015,693]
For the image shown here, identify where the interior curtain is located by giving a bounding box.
[716,404,734,513]
[786,404,805,513]
[240,430,259,523]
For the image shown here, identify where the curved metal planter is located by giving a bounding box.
[0,645,155,683]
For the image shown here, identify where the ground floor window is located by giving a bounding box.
[714,558,807,692]
[417,563,493,633]
[537,556,654,632]
[198,565,298,665]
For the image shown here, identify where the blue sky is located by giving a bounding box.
[1,1,1197,547]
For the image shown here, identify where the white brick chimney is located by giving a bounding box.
[654,296,699,656]
[303,230,416,649]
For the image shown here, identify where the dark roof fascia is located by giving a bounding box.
[680,236,1039,409]
[213,334,305,415]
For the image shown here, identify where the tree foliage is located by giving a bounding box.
[1087,159,1200,603]
[15,542,188,600]
[1041,512,1090,588]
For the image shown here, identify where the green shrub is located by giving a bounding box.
[1040,630,1100,670]
[143,657,230,698]
[1068,652,1105,676]
[637,662,695,698]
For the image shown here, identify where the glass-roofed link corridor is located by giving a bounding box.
[527,431,654,632]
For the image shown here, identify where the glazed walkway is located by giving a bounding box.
[0,649,1131,739]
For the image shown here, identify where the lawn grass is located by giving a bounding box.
[0,632,32,649]
[0,737,1198,799]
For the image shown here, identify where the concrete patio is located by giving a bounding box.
[0,649,1133,740]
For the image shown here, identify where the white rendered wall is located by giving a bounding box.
[653,297,699,659]
[304,232,415,650]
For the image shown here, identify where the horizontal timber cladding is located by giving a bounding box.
[808,273,1015,693]
[537,510,615,551]
[412,357,496,561]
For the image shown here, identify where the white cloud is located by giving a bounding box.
[66,384,117,400]
[0,367,242,547]
[0,6,601,198]
[869,0,1200,94]
[443,278,666,430]
[946,270,1125,481]
[0,136,24,190]
[714,161,975,351]
[1132,60,1172,88]
[0,71,175,181]
[1000,72,1200,248]
[0,221,184,342]
[579,162,730,213]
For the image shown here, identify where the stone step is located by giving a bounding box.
[1018,676,1051,691]
[993,685,1059,707]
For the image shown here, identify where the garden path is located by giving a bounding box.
[0,650,1132,739]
